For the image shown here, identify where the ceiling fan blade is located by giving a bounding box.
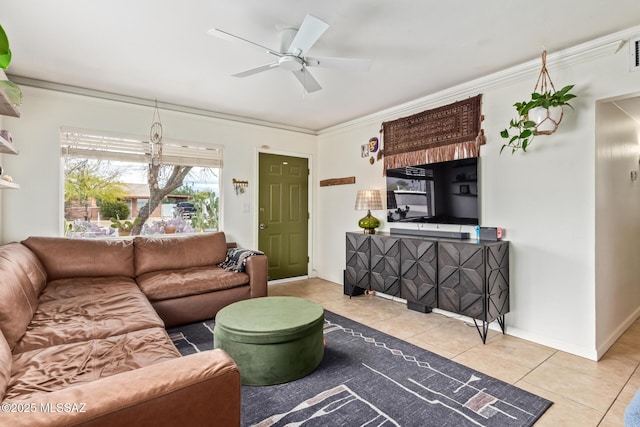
[232,62,280,78]
[305,56,372,71]
[287,15,329,56]
[291,67,322,93]
[207,28,282,57]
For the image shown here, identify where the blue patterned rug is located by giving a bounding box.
[168,310,552,426]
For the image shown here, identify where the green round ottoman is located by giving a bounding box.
[214,296,324,386]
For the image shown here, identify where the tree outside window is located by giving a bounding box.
[61,127,222,238]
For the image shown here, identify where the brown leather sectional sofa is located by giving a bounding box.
[0,232,268,426]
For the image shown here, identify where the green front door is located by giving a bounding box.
[258,153,309,280]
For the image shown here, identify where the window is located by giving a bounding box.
[60,126,223,238]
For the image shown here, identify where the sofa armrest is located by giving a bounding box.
[2,349,240,427]
[245,255,268,298]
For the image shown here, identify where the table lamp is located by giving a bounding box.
[355,189,383,234]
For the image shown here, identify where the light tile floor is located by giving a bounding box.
[268,278,640,426]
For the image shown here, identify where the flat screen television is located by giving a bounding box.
[386,157,479,225]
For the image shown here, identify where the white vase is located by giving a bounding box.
[529,105,563,135]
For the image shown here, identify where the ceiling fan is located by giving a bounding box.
[208,14,371,93]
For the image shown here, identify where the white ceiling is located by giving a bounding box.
[1,1,640,132]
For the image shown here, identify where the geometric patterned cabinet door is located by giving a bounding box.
[438,240,510,343]
[486,242,510,323]
[437,242,485,319]
[370,235,401,296]
[400,238,437,309]
[345,233,371,291]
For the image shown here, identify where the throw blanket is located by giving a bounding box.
[219,248,264,272]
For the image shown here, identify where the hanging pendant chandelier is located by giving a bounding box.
[149,100,163,166]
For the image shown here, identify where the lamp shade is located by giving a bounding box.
[355,189,383,211]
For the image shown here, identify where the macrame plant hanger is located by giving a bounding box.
[530,50,563,135]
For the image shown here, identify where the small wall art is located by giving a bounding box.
[361,144,369,158]
[369,137,379,153]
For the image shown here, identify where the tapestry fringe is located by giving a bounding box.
[384,150,427,172]
[424,140,479,164]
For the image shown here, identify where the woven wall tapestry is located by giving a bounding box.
[382,94,484,171]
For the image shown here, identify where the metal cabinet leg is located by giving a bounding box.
[472,315,506,344]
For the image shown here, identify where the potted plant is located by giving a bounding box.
[500,84,576,154]
[0,24,22,107]
[110,216,141,237]
[163,221,177,234]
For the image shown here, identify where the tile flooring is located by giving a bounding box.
[268,278,640,426]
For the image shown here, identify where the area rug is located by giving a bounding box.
[168,310,552,426]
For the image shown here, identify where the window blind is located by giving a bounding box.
[60,126,223,168]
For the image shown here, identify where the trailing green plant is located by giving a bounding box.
[110,216,141,231]
[500,84,576,154]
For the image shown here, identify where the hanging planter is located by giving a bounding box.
[528,105,563,135]
[500,50,576,154]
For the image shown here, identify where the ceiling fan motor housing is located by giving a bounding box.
[279,55,304,71]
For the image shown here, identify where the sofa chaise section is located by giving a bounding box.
[1,345,240,427]
[133,232,268,327]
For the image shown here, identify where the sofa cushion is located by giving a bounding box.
[137,266,250,301]
[0,243,47,300]
[0,332,10,401]
[0,243,48,350]
[134,232,228,276]
[13,277,164,354]
[6,327,180,401]
[22,236,135,280]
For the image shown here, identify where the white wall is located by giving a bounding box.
[316,28,640,359]
[0,69,8,244]
[0,87,317,255]
[595,98,640,355]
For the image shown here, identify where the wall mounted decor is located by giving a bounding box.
[381,94,483,172]
[320,176,356,187]
[369,137,379,153]
[500,50,576,154]
[232,178,248,195]
[361,144,369,158]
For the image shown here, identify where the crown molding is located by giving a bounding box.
[319,25,640,137]
[5,75,319,136]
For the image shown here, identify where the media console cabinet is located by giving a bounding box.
[344,231,509,343]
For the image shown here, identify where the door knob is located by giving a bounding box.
[259,223,266,230]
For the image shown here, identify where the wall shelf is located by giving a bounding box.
[0,133,18,154]
[0,88,20,118]
[0,180,19,189]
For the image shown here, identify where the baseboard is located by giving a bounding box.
[596,306,640,360]
[268,275,309,285]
